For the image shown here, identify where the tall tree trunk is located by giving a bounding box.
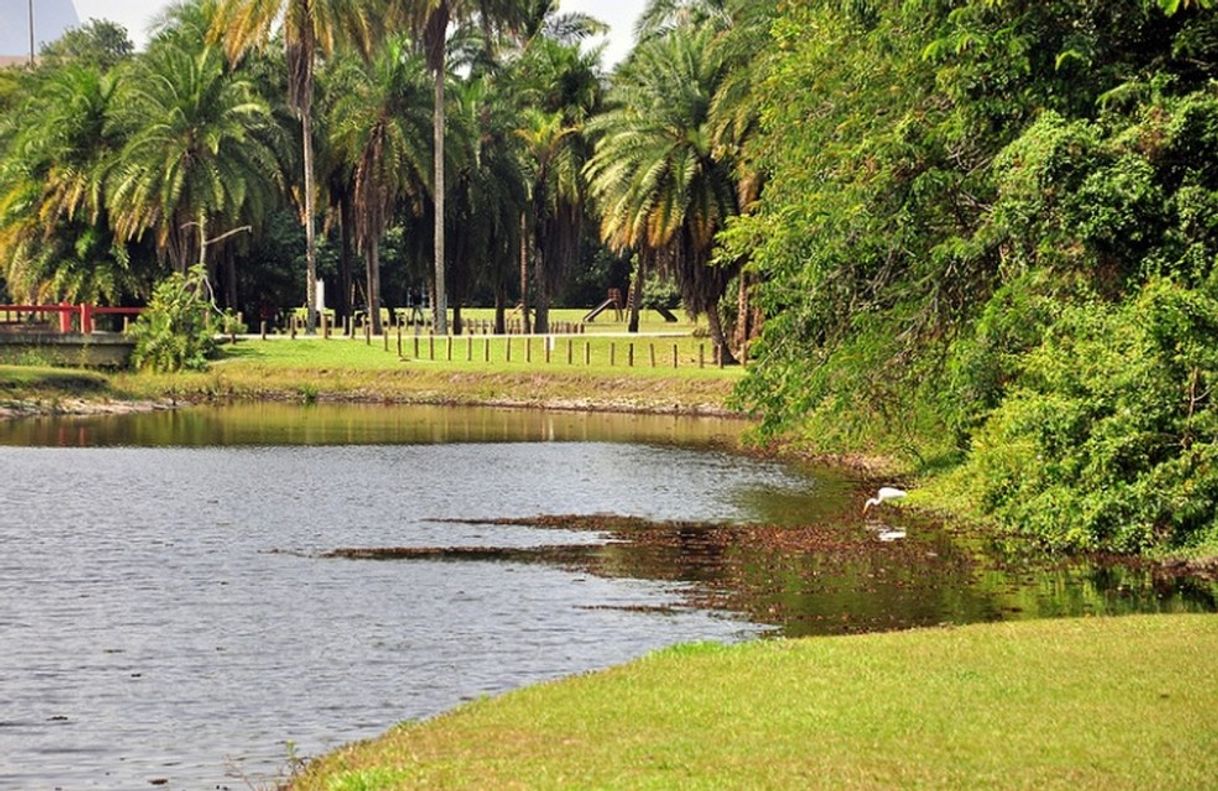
[339,197,355,333]
[494,281,506,335]
[628,254,645,334]
[302,100,318,334]
[535,249,549,334]
[707,304,738,365]
[367,239,382,335]
[224,249,238,310]
[428,277,437,332]
[735,271,749,349]
[432,68,448,335]
[519,212,531,334]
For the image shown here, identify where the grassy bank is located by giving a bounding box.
[293,615,1217,790]
[117,337,744,415]
[0,331,744,418]
[0,364,137,418]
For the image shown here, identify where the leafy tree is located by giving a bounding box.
[40,19,134,71]
[730,0,1218,553]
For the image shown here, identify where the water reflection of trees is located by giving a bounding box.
[523,516,1218,638]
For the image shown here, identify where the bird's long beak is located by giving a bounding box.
[861,502,871,516]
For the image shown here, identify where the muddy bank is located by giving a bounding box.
[0,397,174,422]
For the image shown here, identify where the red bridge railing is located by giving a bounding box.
[0,303,144,333]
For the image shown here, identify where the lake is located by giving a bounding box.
[0,403,1212,789]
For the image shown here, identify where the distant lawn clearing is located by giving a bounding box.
[295,615,1218,790]
[216,336,740,379]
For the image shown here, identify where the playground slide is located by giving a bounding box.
[583,299,617,323]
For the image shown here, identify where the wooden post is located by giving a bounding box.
[585,341,591,366]
[484,337,490,363]
[699,343,705,369]
[718,344,725,369]
[322,312,330,339]
[649,343,656,368]
[261,321,268,341]
[414,335,420,358]
[526,337,532,364]
[628,343,634,368]
[673,343,679,369]
[365,322,371,345]
[610,342,616,367]
[567,339,573,365]
[506,337,512,362]
[467,335,473,362]
[447,338,452,361]
[429,336,435,360]
[545,338,551,364]
[383,328,389,352]
[397,324,403,357]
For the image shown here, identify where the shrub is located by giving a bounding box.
[960,280,1218,553]
[129,265,220,373]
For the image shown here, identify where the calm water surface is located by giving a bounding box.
[0,404,1213,789]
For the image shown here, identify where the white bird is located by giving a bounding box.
[862,486,908,515]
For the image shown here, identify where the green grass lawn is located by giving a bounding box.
[289,307,704,337]
[222,335,738,378]
[294,615,1218,790]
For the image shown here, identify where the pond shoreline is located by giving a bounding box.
[0,388,743,421]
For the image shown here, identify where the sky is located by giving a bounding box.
[60,0,647,64]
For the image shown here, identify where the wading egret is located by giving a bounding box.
[863,487,907,514]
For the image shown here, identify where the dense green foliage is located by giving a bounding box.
[733,0,1218,553]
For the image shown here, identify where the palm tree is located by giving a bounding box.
[516,108,581,333]
[586,27,742,361]
[391,0,526,335]
[442,73,523,333]
[636,0,729,41]
[0,64,131,302]
[106,39,282,274]
[636,0,777,351]
[510,27,601,333]
[212,0,378,333]
[517,0,607,45]
[330,41,432,335]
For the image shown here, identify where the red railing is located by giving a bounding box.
[0,303,143,333]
